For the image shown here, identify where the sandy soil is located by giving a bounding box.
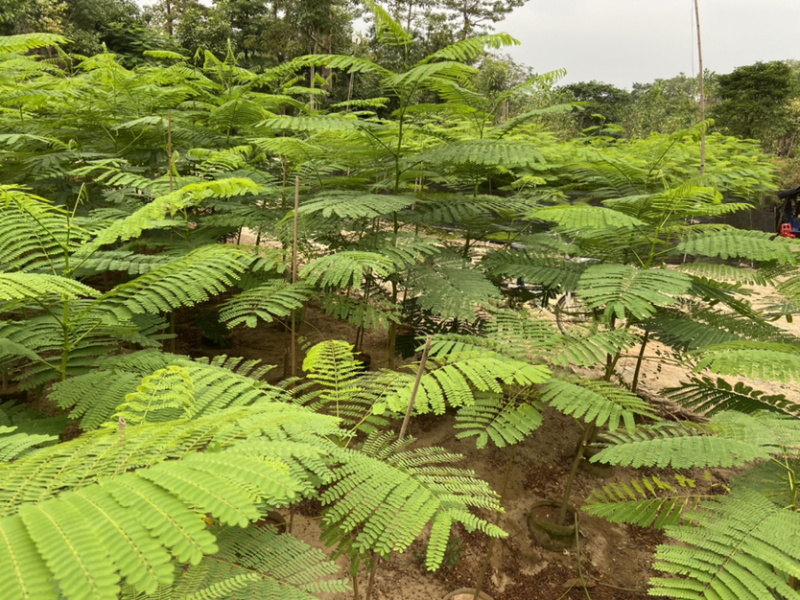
[179,239,800,600]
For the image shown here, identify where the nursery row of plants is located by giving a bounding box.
[0,12,799,599]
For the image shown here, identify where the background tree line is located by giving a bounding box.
[3,0,800,172]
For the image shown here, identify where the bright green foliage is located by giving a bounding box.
[0,427,57,462]
[665,376,800,417]
[299,192,416,219]
[301,340,386,432]
[83,179,262,253]
[321,432,506,572]
[0,403,344,599]
[539,377,657,433]
[109,246,250,314]
[584,473,710,529]
[577,264,692,320]
[550,329,640,368]
[300,252,395,289]
[694,342,800,383]
[677,230,797,264]
[454,392,543,448]
[0,28,793,600]
[0,186,86,273]
[481,248,586,291]
[593,411,800,469]
[531,205,646,230]
[219,281,313,328]
[160,524,349,599]
[650,489,800,600]
[113,366,195,425]
[0,273,100,301]
[380,354,550,415]
[418,139,544,167]
[51,352,288,431]
[409,260,501,321]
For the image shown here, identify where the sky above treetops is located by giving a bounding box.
[500,0,800,88]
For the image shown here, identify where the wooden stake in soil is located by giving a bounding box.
[398,337,431,442]
[290,177,300,381]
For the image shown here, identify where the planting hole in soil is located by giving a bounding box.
[527,500,578,552]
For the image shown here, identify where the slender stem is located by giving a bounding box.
[364,555,380,600]
[398,337,431,442]
[168,109,174,193]
[630,328,650,393]
[574,512,592,600]
[386,280,398,369]
[472,444,518,600]
[559,424,594,526]
[59,298,70,382]
[352,566,360,600]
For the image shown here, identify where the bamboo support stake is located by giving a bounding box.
[694,0,706,175]
[398,337,431,442]
[290,177,300,381]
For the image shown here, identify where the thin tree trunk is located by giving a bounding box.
[559,424,594,526]
[631,329,650,394]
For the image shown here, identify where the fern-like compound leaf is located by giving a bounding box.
[110,246,249,314]
[584,474,711,529]
[300,251,394,289]
[299,192,415,219]
[578,264,692,320]
[321,433,506,570]
[531,205,646,230]
[693,342,800,384]
[677,229,797,265]
[592,410,800,469]
[540,377,658,433]
[170,524,348,599]
[665,376,799,417]
[0,273,99,301]
[113,366,195,425]
[650,489,800,600]
[219,280,313,328]
[454,393,544,449]
[410,261,501,322]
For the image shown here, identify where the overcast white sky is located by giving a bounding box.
[138,0,800,88]
[498,0,800,88]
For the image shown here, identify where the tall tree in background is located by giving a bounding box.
[177,0,354,67]
[558,80,631,135]
[377,0,526,47]
[625,74,704,138]
[439,0,526,39]
[711,60,800,156]
[1,0,157,56]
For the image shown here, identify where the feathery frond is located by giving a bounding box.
[677,230,797,264]
[539,377,658,433]
[650,489,800,600]
[584,473,711,529]
[578,264,692,320]
[454,392,543,449]
[321,432,506,571]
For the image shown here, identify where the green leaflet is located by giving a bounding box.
[577,264,692,320]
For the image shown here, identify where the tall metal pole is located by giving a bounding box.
[694,0,706,175]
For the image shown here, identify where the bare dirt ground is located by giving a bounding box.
[178,241,800,600]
